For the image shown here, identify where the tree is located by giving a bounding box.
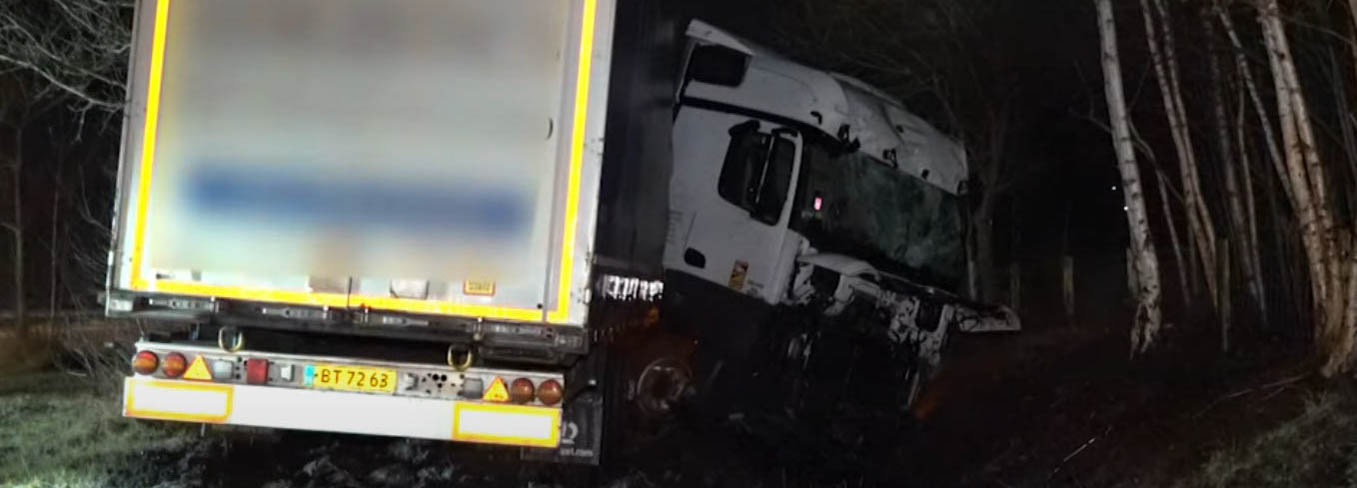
[1140,0,1220,310]
[1096,0,1165,354]
[0,0,130,333]
[1248,0,1356,375]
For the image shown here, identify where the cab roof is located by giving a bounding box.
[685,20,969,195]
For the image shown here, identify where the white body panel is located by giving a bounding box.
[665,108,803,303]
[668,24,968,305]
[108,0,618,326]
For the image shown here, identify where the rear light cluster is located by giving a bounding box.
[130,350,259,383]
[131,351,158,375]
[501,377,562,406]
[245,358,269,384]
[509,378,535,404]
[131,350,190,378]
[133,350,564,406]
[537,379,563,406]
[162,353,188,378]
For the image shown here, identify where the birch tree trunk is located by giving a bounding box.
[1204,10,1256,330]
[1236,83,1268,325]
[1257,0,1328,323]
[1268,6,1339,297]
[1143,0,1219,307]
[1216,3,1293,207]
[1159,171,1192,309]
[1254,0,1356,374]
[1098,0,1165,355]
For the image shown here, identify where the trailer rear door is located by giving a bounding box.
[110,0,617,326]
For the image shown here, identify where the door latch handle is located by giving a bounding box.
[684,248,706,269]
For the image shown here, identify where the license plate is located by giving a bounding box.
[305,364,397,394]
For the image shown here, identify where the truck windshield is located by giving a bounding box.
[791,142,966,292]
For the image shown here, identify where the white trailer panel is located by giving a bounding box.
[110,0,618,326]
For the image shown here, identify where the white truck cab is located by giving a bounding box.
[662,22,1017,410]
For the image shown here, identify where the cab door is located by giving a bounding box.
[665,107,801,303]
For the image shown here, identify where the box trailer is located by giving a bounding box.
[109,0,677,464]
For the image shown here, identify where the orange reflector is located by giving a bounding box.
[123,377,233,423]
[182,355,212,381]
[451,402,561,448]
[483,377,509,402]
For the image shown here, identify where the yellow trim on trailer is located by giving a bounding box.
[127,0,599,324]
[128,0,170,292]
[548,0,598,324]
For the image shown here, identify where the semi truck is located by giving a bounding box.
[107,0,1018,466]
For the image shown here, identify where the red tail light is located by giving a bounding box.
[245,358,269,385]
[537,379,563,406]
[509,378,535,404]
[131,351,158,375]
[161,353,187,378]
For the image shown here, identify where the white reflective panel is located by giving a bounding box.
[127,380,230,417]
[457,408,557,440]
[228,384,455,440]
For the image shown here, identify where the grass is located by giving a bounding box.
[1178,389,1357,488]
[0,369,193,487]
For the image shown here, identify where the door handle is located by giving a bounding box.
[684,248,706,269]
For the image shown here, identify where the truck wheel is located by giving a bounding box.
[634,356,692,420]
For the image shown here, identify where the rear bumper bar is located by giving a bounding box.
[124,377,563,448]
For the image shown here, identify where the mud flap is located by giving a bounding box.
[521,391,603,465]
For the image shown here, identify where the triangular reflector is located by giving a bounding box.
[483,377,509,402]
[183,355,212,381]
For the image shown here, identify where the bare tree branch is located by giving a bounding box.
[0,0,131,113]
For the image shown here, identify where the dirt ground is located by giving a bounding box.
[0,318,1337,487]
[608,319,1324,488]
[894,324,1318,487]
